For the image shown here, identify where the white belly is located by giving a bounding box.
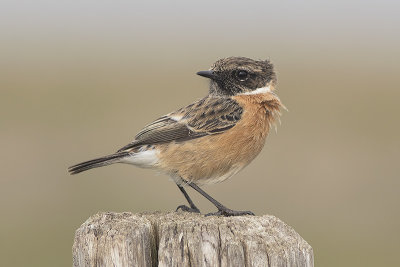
[120,149,159,168]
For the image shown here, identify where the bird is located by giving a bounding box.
[68,57,284,216]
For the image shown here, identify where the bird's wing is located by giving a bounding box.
[117,97,243,152]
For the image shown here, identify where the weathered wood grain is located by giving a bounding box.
[73,212,313,267]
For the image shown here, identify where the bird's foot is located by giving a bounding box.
[176,205,201,213]
[205,208,255,217]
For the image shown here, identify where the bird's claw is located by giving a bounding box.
[176,205,201,213]
[205,208,255,217]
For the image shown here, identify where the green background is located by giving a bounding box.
[1,1,399,266]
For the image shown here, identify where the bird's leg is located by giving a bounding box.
[188,183,255,217]
[176,184,201,213]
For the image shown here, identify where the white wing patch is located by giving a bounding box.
[169,114,183,121]
[120,149,159,168]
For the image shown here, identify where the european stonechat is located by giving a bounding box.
[69,57,284,216]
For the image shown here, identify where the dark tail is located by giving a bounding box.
[68,152,130,175]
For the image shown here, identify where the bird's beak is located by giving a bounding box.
[196,70,219,80]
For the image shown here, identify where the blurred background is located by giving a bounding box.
[1,0,399,266]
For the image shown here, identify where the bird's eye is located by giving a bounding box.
[235,70,249,81]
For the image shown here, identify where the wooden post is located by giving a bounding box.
[73,212,313,267]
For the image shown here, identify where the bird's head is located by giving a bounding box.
[197,57,277,96]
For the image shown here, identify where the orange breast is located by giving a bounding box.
[156,93,281,185]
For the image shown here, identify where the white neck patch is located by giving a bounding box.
[239,85,271,95]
